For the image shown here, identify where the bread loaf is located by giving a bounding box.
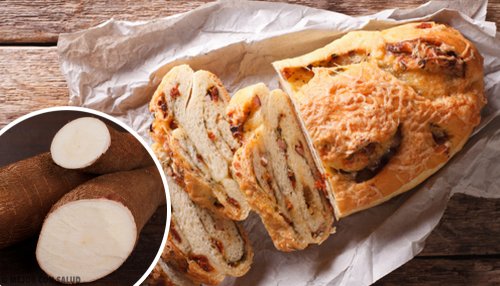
[228,84,335,251]
[150,65,250,221]
[273,22,485,217]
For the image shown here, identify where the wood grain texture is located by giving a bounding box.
[0,0,499,43]
[376,257,500,285]
[379,193,500,285]
[0,0,210,43]
[0,47,67,126]
[422,194,500,256]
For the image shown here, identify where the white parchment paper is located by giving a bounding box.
[58,1,500,285]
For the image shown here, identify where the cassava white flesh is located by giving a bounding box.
[0,152,91,249]
[36,166,165,283]
[50,117,152,174]
[36,200,137,283]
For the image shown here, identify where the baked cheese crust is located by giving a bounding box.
[273,22,485,217]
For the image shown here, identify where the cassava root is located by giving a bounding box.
[50,117,152,174]
[36,165,165,283]
[0,153,92,249]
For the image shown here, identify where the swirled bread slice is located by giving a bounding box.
[272,22,485,218]
[228,84,335,251]
[153,144,253,285]
[150,65,249,220]
[147,259,199,286]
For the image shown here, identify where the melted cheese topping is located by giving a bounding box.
[278,22,485,217]
[300,62,481,216]
[299,64,414,171]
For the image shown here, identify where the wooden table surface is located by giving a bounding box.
[0,0,499,285]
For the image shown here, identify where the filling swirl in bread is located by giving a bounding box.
[150,65,249,220]
[147,259,199,286]
[152,145,253,285]
[229,84,335,251]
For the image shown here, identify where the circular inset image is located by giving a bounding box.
[0,107,170,286]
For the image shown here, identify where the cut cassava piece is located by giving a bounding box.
[149,64,249,221]
[153,144,253,285]
[51,117,152,174]
[0,152,92,249]
[36,166,165,283]
[228,84,335,251]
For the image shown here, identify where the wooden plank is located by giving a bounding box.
[421,193,500,257]
[375,257,500,285]
[0,0,211,43]
[0,47,67,126]
[1,0,499,44]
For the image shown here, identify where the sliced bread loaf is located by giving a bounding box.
[228,84,335,251]
[150,65,249,221]
[147,259,199,286]
[153,144,253,285]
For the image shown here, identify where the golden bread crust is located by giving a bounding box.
[146,264,177,286]
[273,22,485,217]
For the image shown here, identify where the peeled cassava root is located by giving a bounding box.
[0,153,91,249]
[51,117,152,174]
[36,166,165,284]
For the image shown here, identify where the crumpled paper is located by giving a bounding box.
[57,0,500,285]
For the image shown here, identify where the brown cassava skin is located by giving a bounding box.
[0,152,92,249]
[82,126,153,174]
[48,165,165,234]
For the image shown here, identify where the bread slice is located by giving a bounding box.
[272,22,485,218]
[147,259,199,286]
[150,65,249,221]
[152,144,253,285]
[228,84,335,251]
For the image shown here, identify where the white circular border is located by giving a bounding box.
[0,106,171,286]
